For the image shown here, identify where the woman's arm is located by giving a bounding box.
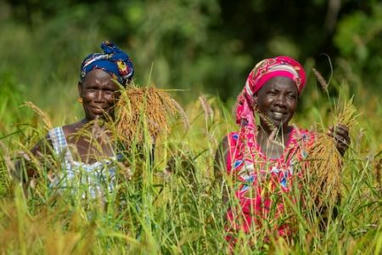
[13,135,54,182]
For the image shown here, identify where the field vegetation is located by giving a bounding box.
[1,0,382,254]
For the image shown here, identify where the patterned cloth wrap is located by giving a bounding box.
[225,56,314,240]
[80,41,134,86]
[48,127,117,200]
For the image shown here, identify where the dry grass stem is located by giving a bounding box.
[169,97,189,129]
[199,95,214,124]
[312,68,329,93]
[24,101,52,131]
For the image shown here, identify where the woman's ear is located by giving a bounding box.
[252,94,258,109]
[253,94,258,103]
[78,82,82,96]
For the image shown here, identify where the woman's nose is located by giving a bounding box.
[275,94,287,106]
[95,91,105,101]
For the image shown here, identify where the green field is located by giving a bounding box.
[1,71,382,254]
[1,1,382,254]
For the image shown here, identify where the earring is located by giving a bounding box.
[77,97,83,104]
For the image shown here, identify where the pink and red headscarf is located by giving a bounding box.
[235,56,306,127]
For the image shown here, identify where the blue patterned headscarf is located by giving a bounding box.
[80,41,134,86]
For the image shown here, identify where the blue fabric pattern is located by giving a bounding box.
[80,41,134,86]
[233,160,243,169]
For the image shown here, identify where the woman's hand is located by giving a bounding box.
[328,124,350,156]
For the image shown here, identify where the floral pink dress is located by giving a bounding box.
[225,126,315,239]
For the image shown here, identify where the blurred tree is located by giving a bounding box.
[1,0,381,103]
[335,2,382,93]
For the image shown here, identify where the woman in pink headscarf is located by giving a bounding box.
[215,56,350,244]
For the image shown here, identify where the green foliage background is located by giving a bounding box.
[1,0,381,106]
[0,0,382,254]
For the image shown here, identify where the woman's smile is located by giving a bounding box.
[89,104,109,114]
[89,105,110,112]
[270,110,286,120]
[266,109,290,127]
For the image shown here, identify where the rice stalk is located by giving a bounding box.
[252,106,285,147]
[169,97,190,130]
[305,132,341,208]
[333,98,358,130]
[199,95,214,124]
[114,86,187,145]
[374,154,382,191]
[312,67,329,93]
[305,100,358,208]
[24,101,52,131]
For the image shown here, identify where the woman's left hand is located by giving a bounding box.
[328,124,350,156]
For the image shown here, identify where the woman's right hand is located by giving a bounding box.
[328,124,350,156]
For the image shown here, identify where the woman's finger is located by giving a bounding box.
[336,124,349,131]
[334,134,349,144]
[334,126,350,140]
[334,124,348,133]
[335,126,349,139]
[328,127,334,136]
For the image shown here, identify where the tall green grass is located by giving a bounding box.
[0,73,382,254]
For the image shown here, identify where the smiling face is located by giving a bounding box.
[78,69,120,121]
[253,76,298,129]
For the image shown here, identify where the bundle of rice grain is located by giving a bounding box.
[305,100,357,208]
[114,86,187,145]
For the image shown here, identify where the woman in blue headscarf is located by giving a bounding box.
[23,41,135,197]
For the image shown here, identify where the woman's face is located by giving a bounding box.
[78,69,120,121]
[253,76,298,129]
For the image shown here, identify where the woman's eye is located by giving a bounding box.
[105,90,115,95]
[269,91,277,95]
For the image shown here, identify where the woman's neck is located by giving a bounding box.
[256,122,293,155]
[257,120,291,141]
[63,118,114,163]
[73,118,111,141]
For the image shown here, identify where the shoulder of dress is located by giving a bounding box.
[47,126,63,137]
[47,126,61,132]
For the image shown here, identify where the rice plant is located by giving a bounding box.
[0,77,381,254]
